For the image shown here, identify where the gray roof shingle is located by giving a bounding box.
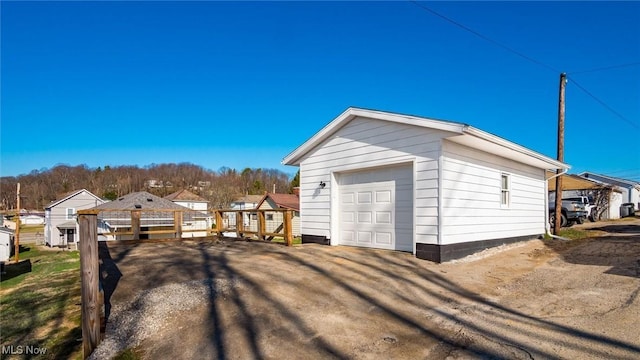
[91,191,207,228]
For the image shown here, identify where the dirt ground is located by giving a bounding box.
[92,217,640,359]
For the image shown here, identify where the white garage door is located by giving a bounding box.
[338,164,413,251]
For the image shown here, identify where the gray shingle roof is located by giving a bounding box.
[92,191,189,211]
[91,191,206,228]
[232,195,264,204]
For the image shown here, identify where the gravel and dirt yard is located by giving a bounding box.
[90,217,640,359]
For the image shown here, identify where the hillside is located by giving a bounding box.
[1,163,298,210]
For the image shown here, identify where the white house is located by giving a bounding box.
[229,194,264,228]
[44,189,106,247]
[164,189,212,237]
[165,189,208,211]
[282,107,568,262]
[579,172,640,210]
[18,211,46,225]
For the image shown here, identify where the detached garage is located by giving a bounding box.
[282,107,569,262]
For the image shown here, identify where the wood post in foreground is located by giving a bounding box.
[174,210,183,239]
[257,211,266,241]
[284,210,293,246]
[235,211,244,238]
[131,210,141,240]
[79,213,100,359]
[215,210,223,237]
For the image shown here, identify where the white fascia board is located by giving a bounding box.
[282,107,465,166]
[282,108,355,166]
[461,126,569,170]
[46,189,104,209]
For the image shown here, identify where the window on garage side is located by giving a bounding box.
[501,174,510,207]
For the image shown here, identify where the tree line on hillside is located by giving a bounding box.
[0,163,300,211]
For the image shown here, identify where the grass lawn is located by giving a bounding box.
[267,236,302,245]
[557,227,590,240]
[0,245,82,359]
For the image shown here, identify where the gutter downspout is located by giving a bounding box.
[545,168,570,240]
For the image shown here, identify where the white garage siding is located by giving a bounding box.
[298,116,450,246]
[441,140,546,244]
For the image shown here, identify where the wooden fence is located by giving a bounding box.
[76,208,294,359]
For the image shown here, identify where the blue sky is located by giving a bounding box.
[2,1,639,180]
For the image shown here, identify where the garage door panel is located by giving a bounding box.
[357,231,372,244]
[375,211,392,224]
[342,231,355,243]
[338,164,413,252]
[375,232,392,245]
[357,212,372,223]
[375,190,392,203]
[357,191,372,204]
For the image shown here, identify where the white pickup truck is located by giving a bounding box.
[549,198,589,227]
[563,196,597,222]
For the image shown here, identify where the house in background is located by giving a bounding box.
[91,191,204,240]
[579,172,640,210]
[19,211,45,225]
[44,189,105,247]
[548,173,623,220]
[164,189,212,237]
[283,107,568,263]
[249,192,301,236]
[229,194,264,228]
[165,189,209,211]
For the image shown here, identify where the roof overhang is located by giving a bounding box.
[282,107,568,171]
[546,172,624,192]
[450,127,567,170]
[46,189,104,210]
[57,221,78,229]
[282,107,467,166]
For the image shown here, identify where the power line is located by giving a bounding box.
[566,76,640,129]
[568,61,640,75]
[408,1,638,130]
[599,171,640,181]
[602,168,640,174]
[409,1,562,74]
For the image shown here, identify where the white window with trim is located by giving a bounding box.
[66,208,76,220]
[500,174,510,207]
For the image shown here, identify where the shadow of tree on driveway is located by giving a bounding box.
[96,239,640,359]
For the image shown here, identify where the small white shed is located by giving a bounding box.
[283,107,568,262]
[0,227,15,262]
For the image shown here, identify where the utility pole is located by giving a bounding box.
[554,73,567,235]
[15,183,21,262]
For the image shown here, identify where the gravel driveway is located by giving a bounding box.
[90,218,640,359]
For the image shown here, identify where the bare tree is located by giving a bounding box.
[1,163,295,210]
[577,187,613,221]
